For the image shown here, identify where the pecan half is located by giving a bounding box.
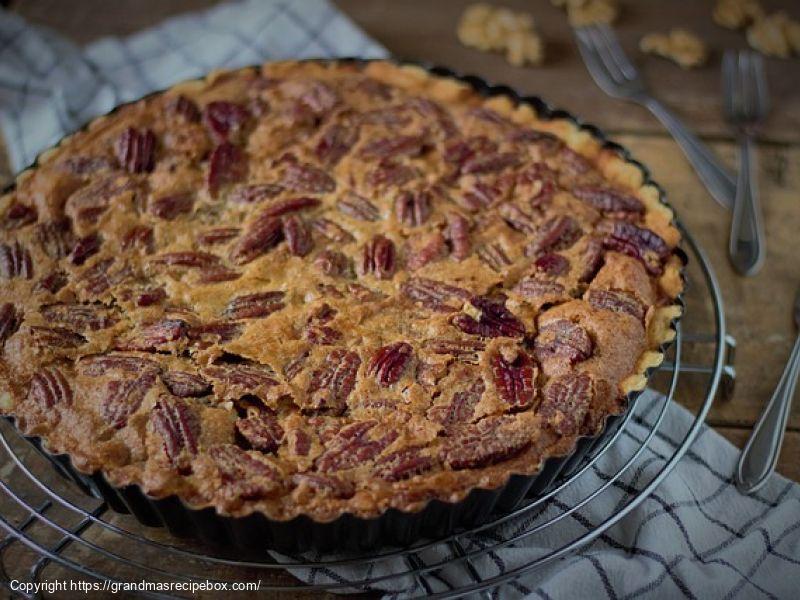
[314,249,351,277]
[2,202,36,230]
[292,473,355,499]
[599,220,670,275]
[395,189,432,227]
[202,363,278,400]
[306,349,361,413]
[526,215,580,256]
[228,183,283,204]
[337,191,380,221]
[119,318,188,352]
[476,243,512,272]
[453,296,525,338]
[368,342,413,386]
[359,235,396,280]
[149,192,194,220]
[167,95,201,122]
[229,216,283,265]
[0,304,21,347]
[223,291,285,320]
[69,234,102,266]
[491,351,536,409]
[0,242,33,279]
[208,142,247,197]
[310,218,354,243]
[360,133,427,160]
[573,186,644,215]
[315,123,359,167]
[40,303,118,332]
[282,215,313,256]
[513,278,569,305]
[101,370,157,428]
[35,219,75,260]
[115,127,156,173]
[28,367,73,409]
[445,212,472,260]
[533,319,593,364]
[203,101,251,142]
[29,326,87,349]
[538,372,593,435]
[260,196,321,219]
[196,227,241,246]
[236,412,284,453]
[160,371,211,397]
[427,379,485,431]
[151,396,200,470]
[208,444,281,499]
[315,421,398,472]
[35,270,69,294]
[440,415,530,470]
[587,289,645,322]
[401,277,470,313]
[374,446,435,481]
[365,160,418,189]
[281,162,335,194]
[80,353,161,376]
[534,253,570,277]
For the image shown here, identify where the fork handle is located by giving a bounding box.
[736,333,800,494]
[644,98,736,210]
[729,136,766,275]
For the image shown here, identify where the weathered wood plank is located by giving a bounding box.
[1,0,798,480]
[336,0,800,143]
[613,135,800,431]
[716,426,800,483]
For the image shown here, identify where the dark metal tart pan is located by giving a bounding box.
[2,58,685,554]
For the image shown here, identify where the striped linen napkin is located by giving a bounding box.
[0,0,386,172]
[278,390,800,599]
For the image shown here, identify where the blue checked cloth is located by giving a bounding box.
[0,0,386,172]
[1,2,798,598]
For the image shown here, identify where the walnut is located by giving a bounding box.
[506,30,544,66]
[457,3,544,66]
[565,0,620,27]
[640,29,708,69]
[713,0,763,30]
[746,12,797,58]
[457,3,497,51]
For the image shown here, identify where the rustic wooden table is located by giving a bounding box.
[0,1,798,595]
[3,0,797,480]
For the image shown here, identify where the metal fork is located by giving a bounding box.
[736,284,800,493]
[722,50,769,276]
[574,25,736,211]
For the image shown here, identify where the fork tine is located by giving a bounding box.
[751,52,770,117]
[596,24,638,80]
[722,50,738,118]
[586,26,626,84]
[574,28,618,92]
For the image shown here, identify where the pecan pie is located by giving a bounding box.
[0,60,682,524]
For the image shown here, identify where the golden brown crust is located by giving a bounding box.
[0,60,682,522]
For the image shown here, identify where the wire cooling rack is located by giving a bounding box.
[0,225,735,599]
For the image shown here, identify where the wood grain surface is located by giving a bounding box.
[3,0,797,481]
[0,0,798,595]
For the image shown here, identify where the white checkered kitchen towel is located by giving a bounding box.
[0,2,799,598]
[0,0,386,172]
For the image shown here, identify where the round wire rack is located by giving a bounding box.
[0,225,736,599]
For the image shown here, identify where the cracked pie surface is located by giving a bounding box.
[0,60,682,522]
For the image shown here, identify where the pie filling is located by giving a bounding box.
[0,60,682,522]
